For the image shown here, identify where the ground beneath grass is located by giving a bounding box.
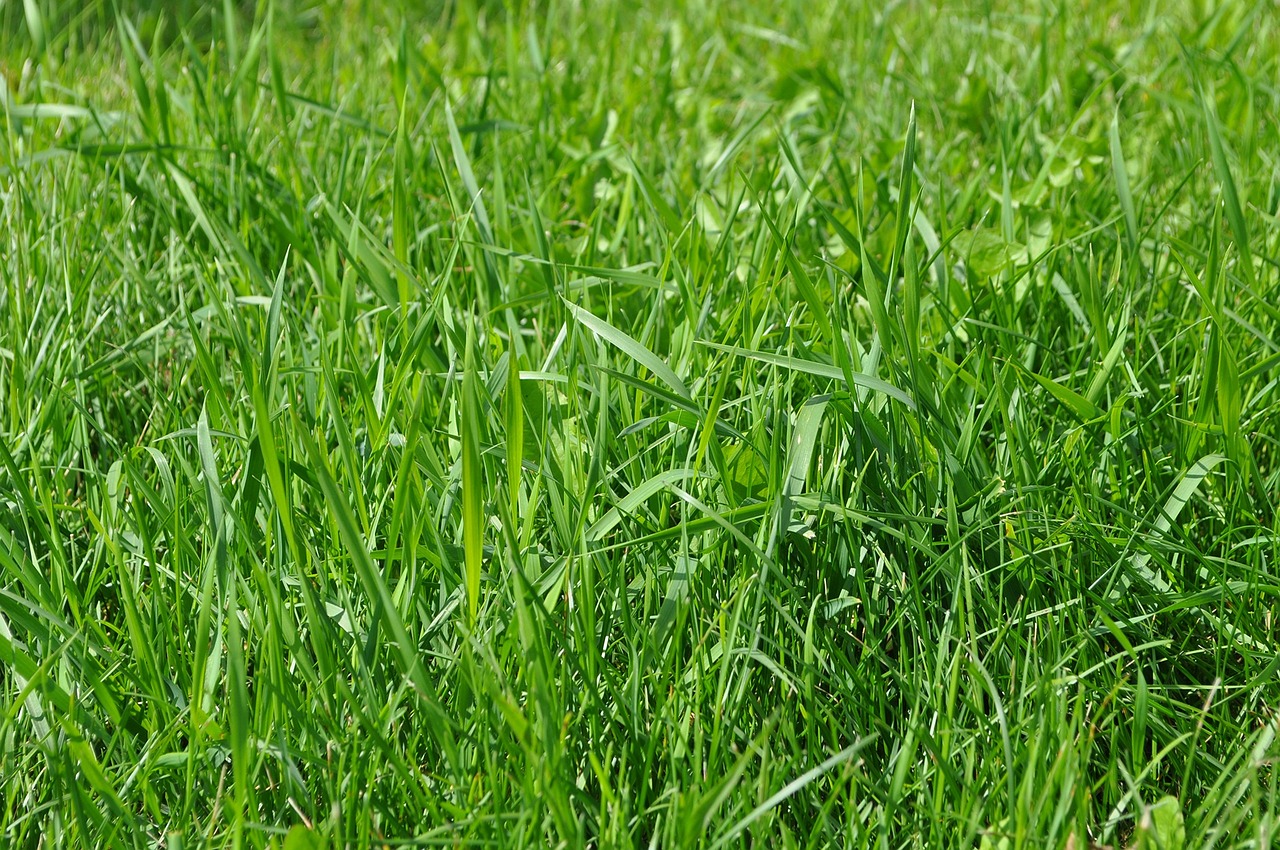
[2,1,1279,847]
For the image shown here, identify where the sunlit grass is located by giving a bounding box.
[2,1,1279,847]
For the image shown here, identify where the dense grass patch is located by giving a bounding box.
[3,0,1279,846]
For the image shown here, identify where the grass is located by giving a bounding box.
[2,0,1279,847]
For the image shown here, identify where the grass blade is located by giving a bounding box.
[700,341,915,409]
[563,297,692,401]
[1110,108,1138,243]
[462,321,485,626]
[300,431,461,770]
[1199,87,1255,288]
[710,738,875,849]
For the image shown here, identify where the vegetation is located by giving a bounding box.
[2,0,1279,846]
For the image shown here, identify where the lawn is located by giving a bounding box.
[2,0,1279,847]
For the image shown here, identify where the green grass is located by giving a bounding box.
[2,0,1279,847]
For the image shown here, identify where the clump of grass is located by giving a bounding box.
[2,1,1279,847]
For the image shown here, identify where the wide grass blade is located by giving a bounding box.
[700,341,915,409]
[563,297,692,401]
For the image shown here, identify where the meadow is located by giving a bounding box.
[2,0,1279,847]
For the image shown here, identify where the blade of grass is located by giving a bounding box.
[563,297,692,401]
[462,320,486,627]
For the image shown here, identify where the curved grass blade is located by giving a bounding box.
[1120,453,1227,598]
[563,297,692,401]
[586,468,698,543]
[699,341,915,409]
[1023,367,1102,422]
[709,737,876,850]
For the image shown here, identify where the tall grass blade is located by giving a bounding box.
[462,321,486,626]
